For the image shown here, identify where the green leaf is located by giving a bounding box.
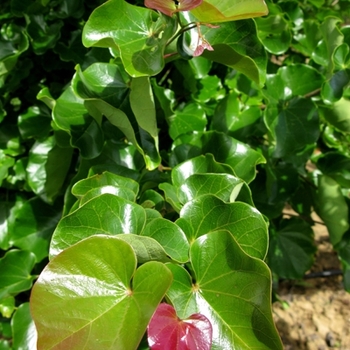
[53,86,104,159]
[72,171,139,201]
[312,17,344,74]
[320,98,350,133]
[200,20,267,86]
[191,0,268,22]
[0,24,29,87]
[315,175,349,246]
[0,150,15,187]
[18,105,52,140]
[0,195,25,250]
[50,193,147,257]
[176,195,268,259]
[72,62,129,107]
[26,15,63,55]
[0,250,36,299]
[264,64,323,102]
[172,154,235,189]
[142,218,189,263]
[316,151,350,187]
[130,76,161,169]
[114,234,170,264]
[82,0,177,77]
[268,218,316,279]
[173,131,265,183]
[31,236,173,349]
[10,197,62,262]
[166,231,283,349]
[11,303,37,350]
[322,70,350,104]
[255,14,291,55]
[212,91,262,141]
[26,136,73,203]
[169,103,207,141]
[178,173,244,204]
[264,98,319,158]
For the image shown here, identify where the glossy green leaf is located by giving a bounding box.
[312,17,343,73]
[72,62,129,107]
[18,105,52,140]
[0,195,25,250]
[72,171,139,200]
[200,20,267,86]
[191,0,268,22]
[268,218,316,279]
[0,150,14,187]
[0,250,36,299]
[172,154,235,189]
[315,175,349,246]
[142,218,189,263]
[177,195,268,259]
[115,234,170,264]
[316,151,350,187]
[158,182,182,213]
[0,24,29,87]
[264,98,319,158]
[26,15,63,55]
[53,86,104,159]
[178,173,244,203]
[173,131,265,183]
[82,0,177,77]
[322,70,350,104]
[26,136,73,203]
[255,14,291,55]
[31,236,173,350]
[169,103,207,140]
[320,98,350,133]
[264,65,323,102]
[50,193,147,257]
[10,197,62,262]
[11,303,37,350]
[130,77,161,169]
[212,91,261,140]
[166,231,283,349]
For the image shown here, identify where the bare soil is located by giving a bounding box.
[273,216,350,350]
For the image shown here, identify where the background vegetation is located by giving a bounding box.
[1,0,350,348]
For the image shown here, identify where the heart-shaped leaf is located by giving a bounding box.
[177,195,268,259]
[31,235,173,350]
[142,218,189,263]
[172,131,265,183]
[148,303,212,350]
[50,193,146,257]
[0,250,36,299]
[72,171,139,201]
[82,0,177,77]
[268,218,317,279]
[166,231,283,349]
[178,173,244,204]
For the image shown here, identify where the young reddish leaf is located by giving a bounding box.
[144,0,202,17]
[148,303,212,350]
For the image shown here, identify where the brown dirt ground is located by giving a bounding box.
[273,214,350,350]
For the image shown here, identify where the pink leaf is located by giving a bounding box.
[148,303,212,350]
[144,0,202,17]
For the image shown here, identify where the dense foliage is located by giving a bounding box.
[1,0,350,348]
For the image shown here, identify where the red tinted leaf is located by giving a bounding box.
[148,303,212,350]
[144,0,202,17]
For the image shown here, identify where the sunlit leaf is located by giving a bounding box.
[31,236,173,350]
